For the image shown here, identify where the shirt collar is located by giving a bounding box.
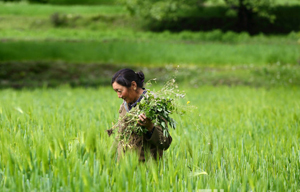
[124,88,147,112]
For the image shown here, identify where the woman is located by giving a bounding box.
[111,68,172,161]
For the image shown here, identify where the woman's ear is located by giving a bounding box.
[131,81,137,90]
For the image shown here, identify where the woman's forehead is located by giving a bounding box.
[112,82,125,90]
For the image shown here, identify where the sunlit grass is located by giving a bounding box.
[0,2,126,16]
[0,86,299,191]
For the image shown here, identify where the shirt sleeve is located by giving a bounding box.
[144,125,172,150]
[145,127,155,139]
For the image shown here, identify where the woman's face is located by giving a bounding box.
[112,82,137,104]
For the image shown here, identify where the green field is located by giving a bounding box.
[0,86,299,191]
[1,39,299,66]
[0,2,300,191]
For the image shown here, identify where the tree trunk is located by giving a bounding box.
[237,0,253,33]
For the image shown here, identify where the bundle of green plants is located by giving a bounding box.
[108,78,188,144]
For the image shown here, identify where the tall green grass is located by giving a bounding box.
[1,40,299,66]
[1,28,298,44]
[0,86,299,191]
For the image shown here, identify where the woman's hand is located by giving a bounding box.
[138,114,154,132]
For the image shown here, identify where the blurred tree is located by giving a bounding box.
[120,0,280,32]
[119,0,206,21]
[224,0,276,32]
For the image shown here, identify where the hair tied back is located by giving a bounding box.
[112,68,145,88]
[136,71,145,83]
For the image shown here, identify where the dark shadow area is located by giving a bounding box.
[1,61,299,89]
[148,6,300,35]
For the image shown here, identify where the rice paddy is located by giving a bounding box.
[0,86,299,191]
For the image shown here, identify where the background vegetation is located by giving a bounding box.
[0,1,299,88]
[120,0,300,34]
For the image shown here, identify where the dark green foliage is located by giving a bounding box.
[0,62,119,88]
[121,0,300,34]
[50,13,83,27]
[27,0,49,3]
[50,13,68,27]
[148,6,300,34]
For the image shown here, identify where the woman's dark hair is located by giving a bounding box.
[111,68,145,88]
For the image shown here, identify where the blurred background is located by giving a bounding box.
[0,0,299,88]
